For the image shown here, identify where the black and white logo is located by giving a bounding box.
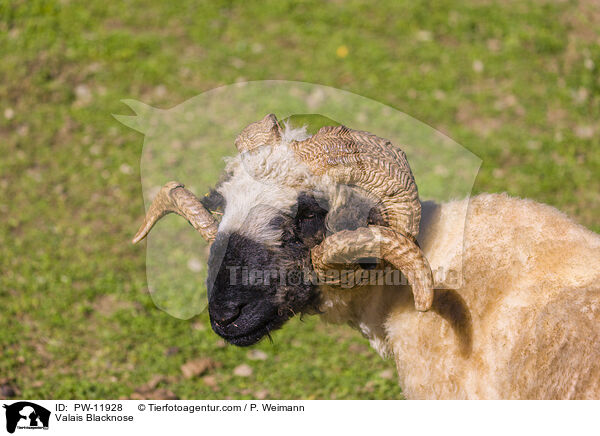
[3,402,50,434]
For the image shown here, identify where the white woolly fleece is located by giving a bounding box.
[216,125,321,245]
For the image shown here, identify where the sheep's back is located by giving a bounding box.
[457,193,600,398]
[503,288,600,399]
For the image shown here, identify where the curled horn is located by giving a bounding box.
[132,181,218,244]
[288,123,434,311]
[290,125,421,236]
[311,227,434,311]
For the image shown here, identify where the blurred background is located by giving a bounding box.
[0,0,598,399]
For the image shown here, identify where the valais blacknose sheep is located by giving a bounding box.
[133,114,600,399]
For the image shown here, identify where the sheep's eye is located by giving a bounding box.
[292,192,329,247]
[295,192,327,221]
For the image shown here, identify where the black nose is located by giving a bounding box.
[206,231,272,295]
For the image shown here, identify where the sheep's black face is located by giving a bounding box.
[206,192,327,346]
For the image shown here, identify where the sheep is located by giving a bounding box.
[133,114,600,399]
[319,194,600,399]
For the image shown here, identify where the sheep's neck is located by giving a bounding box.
[317,199,474,395]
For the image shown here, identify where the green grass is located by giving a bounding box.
[0,0,598,399]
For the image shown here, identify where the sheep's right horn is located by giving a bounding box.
[311,226,434,311]
[132,181,218,244]
[290,125,422,237]
[290,123,434,311]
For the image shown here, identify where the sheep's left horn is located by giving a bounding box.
[132,181,218,244]
[311,226,434,311]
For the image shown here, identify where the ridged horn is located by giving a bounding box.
[132,181,218,244]
[290,125,420,236]
[311,226,434,311]
[288,123,434,311]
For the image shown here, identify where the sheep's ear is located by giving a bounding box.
[113,99,157,134]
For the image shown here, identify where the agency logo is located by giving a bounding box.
[116,80,481,319]
[3,402,50,434]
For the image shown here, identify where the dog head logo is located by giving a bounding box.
[3,402,50,434]
[115,81,481,319]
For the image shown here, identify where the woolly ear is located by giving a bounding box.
[113,99,157,134]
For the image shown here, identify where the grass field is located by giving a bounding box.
[0,0,598,399]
